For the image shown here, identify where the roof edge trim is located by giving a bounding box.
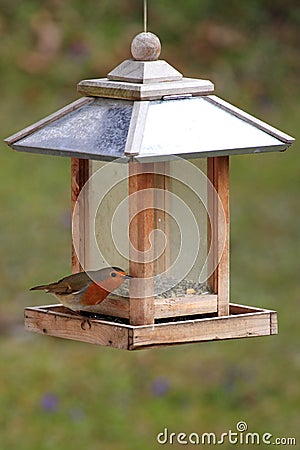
[205,96,295,144]
[125,101,149,155]
[4,97,93,146]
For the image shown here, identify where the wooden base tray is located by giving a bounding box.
[24,303,277,350]
[79,293,218,320]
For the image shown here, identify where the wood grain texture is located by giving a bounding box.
[130,310,275,349]
[154,294,217,318]
[24,303,277,350]
[270,311,278,335]
[71,158,91,273]
[24,306,130,349]
[77,77,214,101]
[107,60,182,84]
[96,293,217,319]
[124,101,149,155]
[128,162,155,325]
[131,33,161,61]
[207,156,230,316]
[153,162,170,275]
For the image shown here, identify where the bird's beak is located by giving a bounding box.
[125,274,133,279]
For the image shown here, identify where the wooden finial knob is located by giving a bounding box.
[131,32,161,61]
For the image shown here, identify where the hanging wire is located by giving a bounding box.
[144,0,147,32]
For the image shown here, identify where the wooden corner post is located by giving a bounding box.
[207,156,230,316]
[129,161,155,325]
[71,158,91,273]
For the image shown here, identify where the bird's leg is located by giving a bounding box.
[80,316,92,331]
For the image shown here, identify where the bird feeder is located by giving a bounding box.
[5,32,294,350]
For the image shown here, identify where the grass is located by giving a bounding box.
[0,2,300,449]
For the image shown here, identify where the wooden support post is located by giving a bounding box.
[129,161,155,325]
[207,156,230,316]
[153,162,170,275]
[71,158,90,273]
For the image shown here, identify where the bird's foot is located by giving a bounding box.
[80,318,92,331]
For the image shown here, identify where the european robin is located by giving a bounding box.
[30,267,131,313]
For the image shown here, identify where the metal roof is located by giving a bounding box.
[5,32,294,161]
[5,93,294,162]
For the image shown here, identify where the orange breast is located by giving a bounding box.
[81,283,110,306]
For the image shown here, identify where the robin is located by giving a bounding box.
[30,267,131,313]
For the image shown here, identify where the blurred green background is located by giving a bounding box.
[0,1,299,449]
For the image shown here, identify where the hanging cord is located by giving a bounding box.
[144,0,147,32]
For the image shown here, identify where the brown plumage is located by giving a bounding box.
[30,267,131,312]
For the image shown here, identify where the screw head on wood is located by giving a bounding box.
[131,32,161,61]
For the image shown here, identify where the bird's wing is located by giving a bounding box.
[48,272,92,295]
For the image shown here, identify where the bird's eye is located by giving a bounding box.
[111,272,117,278]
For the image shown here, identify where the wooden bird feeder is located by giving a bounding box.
[5,32,294,350]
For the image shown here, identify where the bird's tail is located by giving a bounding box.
[30,283,54,291]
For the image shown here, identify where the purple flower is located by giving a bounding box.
[151,377,170,397]
[40,393,59,412]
